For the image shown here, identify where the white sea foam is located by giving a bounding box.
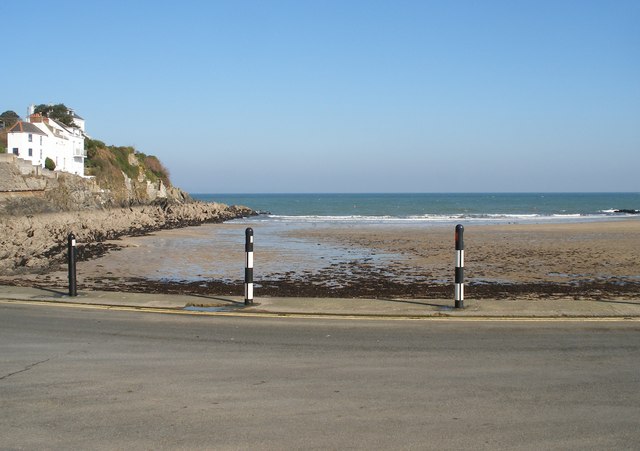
[236,212,626,225]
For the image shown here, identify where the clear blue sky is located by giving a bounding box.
[3,0,639,193]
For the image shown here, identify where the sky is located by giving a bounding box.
[2,0,639,193]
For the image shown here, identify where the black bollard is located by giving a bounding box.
[68,232,77,297]
[454,224,464,309]
[244,228,254,305]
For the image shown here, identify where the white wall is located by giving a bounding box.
[8,120,86,176]
[72,117,85,132]
[7,130,46,166]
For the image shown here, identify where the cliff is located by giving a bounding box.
[83,140,186,207]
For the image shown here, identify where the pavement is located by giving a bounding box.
[1,284,640,319]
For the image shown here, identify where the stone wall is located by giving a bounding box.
[0,157,48,193]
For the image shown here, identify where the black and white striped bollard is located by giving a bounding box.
[68,232,77,297]
[244,227,254,305]
[454,224,464,309]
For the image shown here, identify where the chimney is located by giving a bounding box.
[27,104,36,122]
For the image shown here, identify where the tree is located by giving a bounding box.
[34,104,75,127]
[0,110,20,129]
[45,157,56,171]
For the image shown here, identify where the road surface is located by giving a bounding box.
[2,303,639,449]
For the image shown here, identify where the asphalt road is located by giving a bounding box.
[2,304,640,450]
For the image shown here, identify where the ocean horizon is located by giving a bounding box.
[192,192,640,225]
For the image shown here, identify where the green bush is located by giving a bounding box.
[109,146,139,179]
[0,146,6,154]
[143,155,171,187]
[84,138,106,160]
[34,104,75,127]
[45,157,56,171]
[82,137,173,189]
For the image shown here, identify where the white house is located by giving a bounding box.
[69,109,85,133]
[7,106,86,176]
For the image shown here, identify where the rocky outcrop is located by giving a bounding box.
[0,202,255,275]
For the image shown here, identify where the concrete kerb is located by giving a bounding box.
[1,285,640,319]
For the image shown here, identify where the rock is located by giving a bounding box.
[0,202,255,275]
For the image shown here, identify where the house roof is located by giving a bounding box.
[51,118,70,130]
[8,121,47,136]
[51,119,81,136]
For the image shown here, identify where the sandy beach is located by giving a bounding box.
[284,219,640,299]
[289,219,640,282]
[4,218,639,300]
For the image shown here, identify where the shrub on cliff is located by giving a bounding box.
[135,152,171,187]
[85,138,106,159]
[110,146,139,179]
[85,138,171,187]
[45,157,56,170]
[85,140,138,180]
[85,147,130,190]
[83,138,176,205]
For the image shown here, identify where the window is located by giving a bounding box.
[40,136,42,145]
[12,148,18,155]
[40,150,43,159]
[28,148,33,157]
[28,133,33,142]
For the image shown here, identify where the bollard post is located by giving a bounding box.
[454,224,464,309]
[244,227,254,305]
[68,232,77,297]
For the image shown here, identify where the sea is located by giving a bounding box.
[150,193,639,283]
[192,192,640,225]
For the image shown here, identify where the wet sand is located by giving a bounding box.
[4,219,640,300]
[283,219,640,299]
